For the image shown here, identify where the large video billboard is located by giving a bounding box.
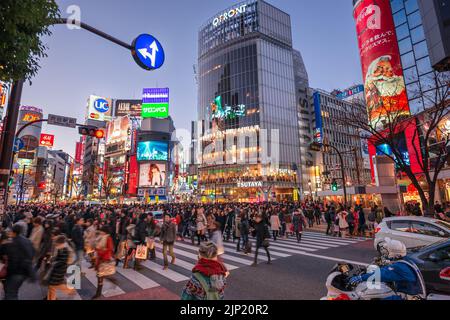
[106,116,131,151]
[137,141,168,161]
[139,163,166,187]
[353,0,410,130]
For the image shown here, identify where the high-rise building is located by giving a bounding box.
[197,0,305,202]
[353,0,450,204]
[418,0,450,71]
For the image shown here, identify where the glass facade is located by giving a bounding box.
[391,0,438,114]
[197,0,301,201]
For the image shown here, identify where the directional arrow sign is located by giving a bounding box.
[132,34,165,71]
[13,138,25,153]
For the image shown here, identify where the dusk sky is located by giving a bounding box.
[21,0,363,157]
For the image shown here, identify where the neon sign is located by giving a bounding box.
[211,96,246,120]
[213,4,247,27]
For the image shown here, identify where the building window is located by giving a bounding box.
[401,51,415,69]
[409,97,424,114]
[396,23,410,41]
[407,10,422,29]
[410,25,425,44]
[394,10,407,27]
[416,56,433,75]
[413,40,429,60]
[391,0,405,14]
[404,66,419,84]
[405,0,419,15]
[399,37,413,55]
[406,81,421,100]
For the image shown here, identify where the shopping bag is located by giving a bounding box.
[135,244,148,260]
[115,241,127,260]
[146,237,155,250]
[97,260,116,278]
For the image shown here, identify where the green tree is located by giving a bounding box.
[0,0,60,82]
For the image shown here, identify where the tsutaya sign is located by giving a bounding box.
[237,181,263,188]
[213,4,247,27]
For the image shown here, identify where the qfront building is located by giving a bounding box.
[196,0,308,202]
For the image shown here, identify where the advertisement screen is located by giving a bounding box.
[39,134,55,147]
[376,132,410,168]
[139,163,166,187]
[115,100,142,117]
[142,88,169,118]
[353,0,410,130]
[87,95,113,121]
[106,116,131,150]
[137,141,168,161]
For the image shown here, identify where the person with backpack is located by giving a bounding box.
[44,235,77,300]
[0,224,36,300]
[181,242,228,300]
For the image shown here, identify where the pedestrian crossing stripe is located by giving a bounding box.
[23,232,368,300]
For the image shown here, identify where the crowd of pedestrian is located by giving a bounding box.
[0,199,448,300]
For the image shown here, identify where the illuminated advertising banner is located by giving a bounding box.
[75,142,83,164]
[212,4,247,27]
[336,85,364,100]
[137,141,169,161]
[128,155,138,195]
[313,92,323,144]
[106,116,131,151]
[139,163,166,187]
[353,0,410,130]
[87,95,113,121]
[142,88,169,118]
[39,134,55,147]
[0,81,9,119]
[115,100,142,117]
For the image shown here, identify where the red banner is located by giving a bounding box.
[353,0,410,130]
[128,155,138,196]
[75,142,83,164]
[39,134,55,147]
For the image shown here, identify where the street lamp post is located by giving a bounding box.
[308,180,312,202]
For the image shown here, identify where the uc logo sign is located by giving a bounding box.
[94,99,110,113]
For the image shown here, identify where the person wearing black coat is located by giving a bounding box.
[45,235,76,300]
[0,225,35,300]
[251,215,271,267]
[71,217,85,274]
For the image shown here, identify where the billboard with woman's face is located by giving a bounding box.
[353,0,410,130]
[139,163,166,187]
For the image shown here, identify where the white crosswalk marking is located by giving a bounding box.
[116,265,160,289]
[140,260,189,282]
[81,260,125,297]
[24,231,367,300]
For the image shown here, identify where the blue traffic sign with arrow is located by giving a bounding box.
[13,138,24,153]
[132,34,165,71]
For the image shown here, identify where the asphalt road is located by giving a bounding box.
[1,233,377,300]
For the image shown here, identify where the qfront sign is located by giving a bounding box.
[142,88,169,118]
[132,34,165,71]
[213,4,247,27]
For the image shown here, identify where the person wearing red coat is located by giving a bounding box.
[92,226,118,300]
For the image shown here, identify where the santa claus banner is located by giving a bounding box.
[39,134,55,147]
[353,0,410,130]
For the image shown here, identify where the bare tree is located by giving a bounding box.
[336,72,450,216]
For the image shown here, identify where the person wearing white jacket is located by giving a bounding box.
[269,213,281,241]
[210,221,225,257]
[337,209,349,238]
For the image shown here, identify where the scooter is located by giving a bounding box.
[320,262,398,300]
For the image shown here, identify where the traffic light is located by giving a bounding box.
[8,177,14,187]
[78,126,105,139]
[38,182,46,189]
[331,179,338,192]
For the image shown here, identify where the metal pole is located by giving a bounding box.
[327,144,347,208]
[354,147,361,185]
[19,165,26,205]
[0,80,24,211]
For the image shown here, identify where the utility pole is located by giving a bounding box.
[354,147,361,186]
